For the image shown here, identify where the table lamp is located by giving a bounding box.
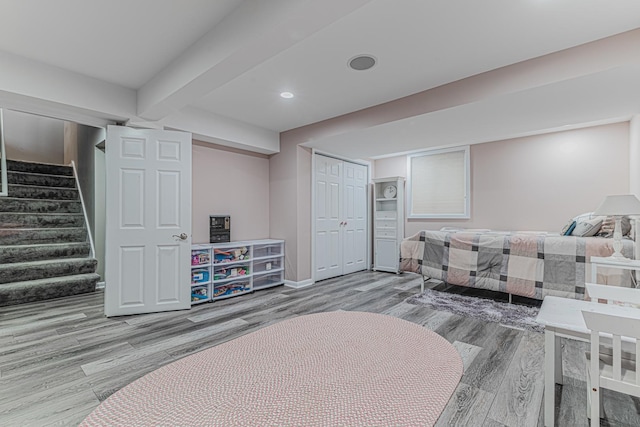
[593,194,640,260]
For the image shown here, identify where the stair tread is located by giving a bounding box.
[6,159,72,168]
[0,212,84,216]
[0,226,86,230]
[8,170,75,179]
[0,242,90,249]
[7,171,76,188]
[8,183,78,191]
[0,257,97,269]
[0,198,82,214]
[0,273,100,287]
[5,159,73,176]
[0,196,81,203]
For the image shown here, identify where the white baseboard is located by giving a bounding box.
[96,281,106,290]
[284,278,315,289]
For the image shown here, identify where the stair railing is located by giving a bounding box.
[71,161,96,259]
[0,108,7,197]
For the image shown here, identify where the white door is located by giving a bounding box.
[342,161,368,275]
[104,126,192,317]
[315,155,343,281]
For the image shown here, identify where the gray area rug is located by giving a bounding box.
[406,288,544,333]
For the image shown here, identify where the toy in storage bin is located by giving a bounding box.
[191,249,210,266]
[191,286,209,302]
[213,280,250,299]
[191,268,210,284]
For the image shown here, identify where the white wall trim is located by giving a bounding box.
[311,149,317,282]
[312,149,370,167]
[284,278,315,289]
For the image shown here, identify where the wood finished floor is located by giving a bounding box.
[1,271,639,426]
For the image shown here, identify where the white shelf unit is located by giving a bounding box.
[190,239,285,304]
[190,246,213,304]
[372,177,405,273]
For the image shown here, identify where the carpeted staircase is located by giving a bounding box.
[0,159,99,306]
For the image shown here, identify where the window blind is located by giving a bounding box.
[408,147,469,218]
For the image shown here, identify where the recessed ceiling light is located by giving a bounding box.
[280,91,294,99]
[348,55,377,71]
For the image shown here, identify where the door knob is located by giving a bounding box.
[172,233,188,241]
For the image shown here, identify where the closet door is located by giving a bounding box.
[342,161,368,275]
[315,155,343,281]
[314,154,369,282]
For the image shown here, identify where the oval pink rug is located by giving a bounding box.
[81,311,463,427]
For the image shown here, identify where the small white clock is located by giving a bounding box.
[383,184,397,199]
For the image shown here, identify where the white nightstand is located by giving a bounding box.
[590,256,640,287]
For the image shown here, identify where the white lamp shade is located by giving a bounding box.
[593,194,640,216]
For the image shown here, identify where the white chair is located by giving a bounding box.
[585,282,640,307]
[581,310,640,426]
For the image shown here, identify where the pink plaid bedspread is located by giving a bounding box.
[400,230,634,300]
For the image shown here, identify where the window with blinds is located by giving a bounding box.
[407,146,470,218]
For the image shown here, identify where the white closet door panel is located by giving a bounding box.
[328,230,342,270]
[354,228,367,266]
[119,246,145,306]
[343,162,368,275]
[329,181,340,219]
[314,155,343,281]
[343,228,355,270]
[157,245,181,303]
[315,231,328,276]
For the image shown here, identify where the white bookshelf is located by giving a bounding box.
[372,177,405,273]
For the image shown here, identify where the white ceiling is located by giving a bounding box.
[1,0,640,158]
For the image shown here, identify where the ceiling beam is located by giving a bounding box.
[282,28,640,151]
[136,0,374,121]
[0,51,135,124]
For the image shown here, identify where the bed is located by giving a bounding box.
[399,229,636,301]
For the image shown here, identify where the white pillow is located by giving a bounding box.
[571,218,603,237]
[572,212,595,223]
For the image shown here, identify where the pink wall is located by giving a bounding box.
[268,138,313,283]
[374,122,630,236]
[269,138,299,281]
[191,141,270,244]
[4,109,65,164]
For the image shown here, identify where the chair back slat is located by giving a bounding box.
[591,329,601,382]
[586,283,640,305]
[613,335,622,381]
[582,310,640,341]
